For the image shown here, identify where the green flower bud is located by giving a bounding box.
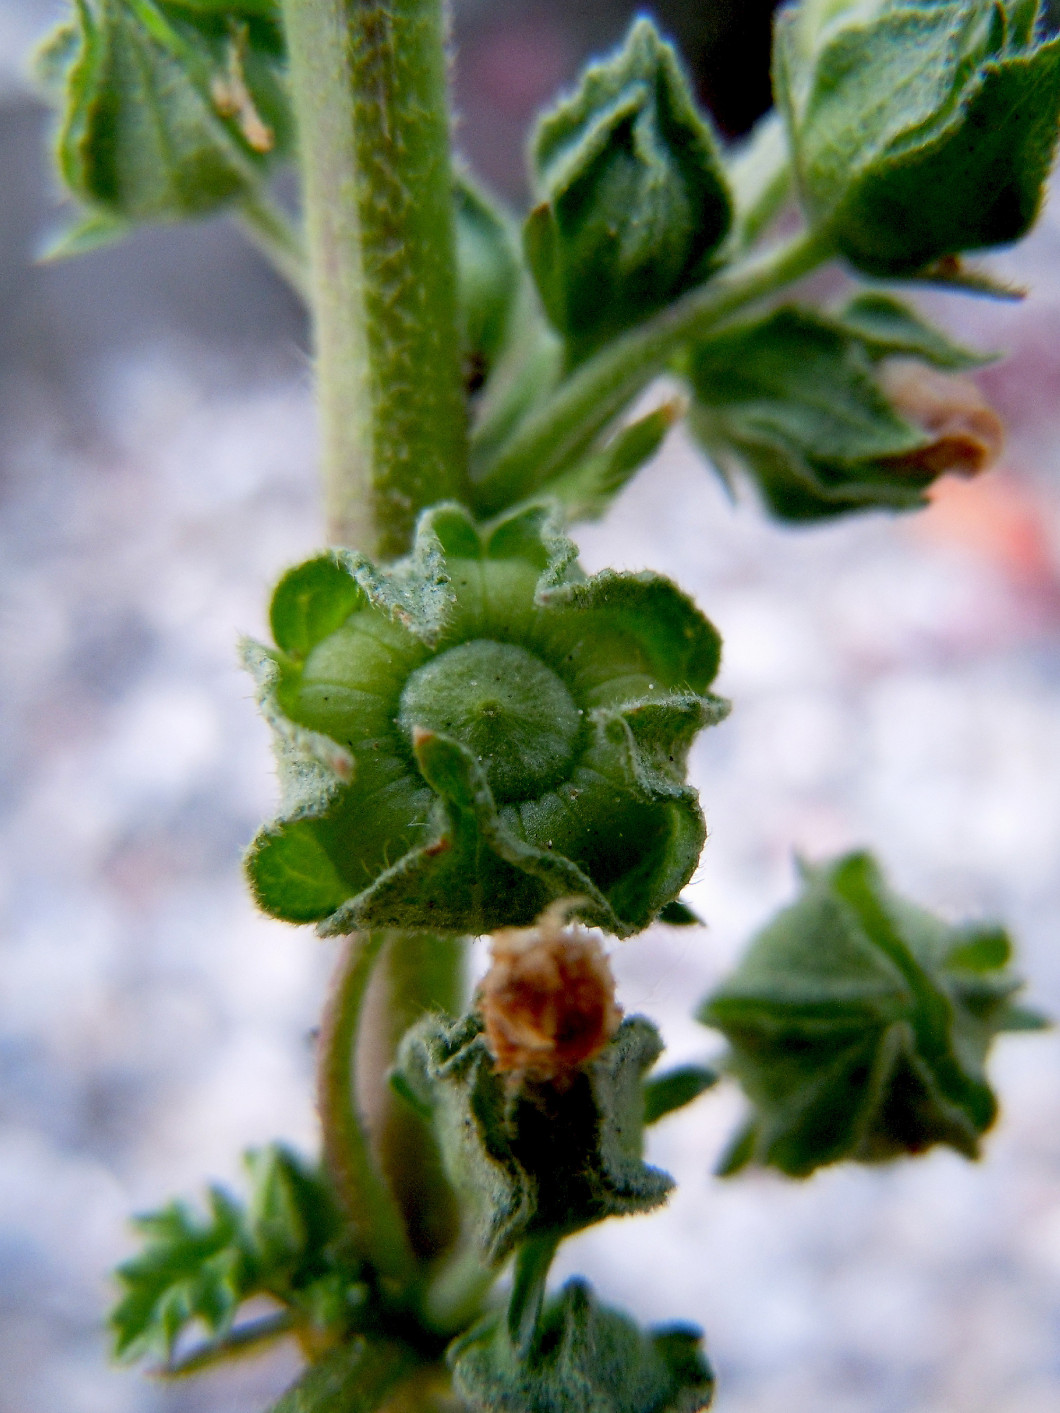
[450,1278,715,1413]
[38,0,291,227]
[525,18,732,359]
[244,504,727,938]
[699,852,1045,1178]
[776,0,1060,276]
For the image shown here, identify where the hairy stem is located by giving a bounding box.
[281,0,468,556]
[163,1313,296,1377]
[318,932,417,1285]
[357,933,466,1261]
[470,228,831,514]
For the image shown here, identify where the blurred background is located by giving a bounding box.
[3,2,1060,1410]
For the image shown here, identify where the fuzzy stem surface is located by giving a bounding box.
[317,932,418,1285]
[281,0,468,556]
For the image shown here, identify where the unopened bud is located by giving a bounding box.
[878,359,1004,479]
[479,902,622,1084]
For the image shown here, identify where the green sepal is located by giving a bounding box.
[658,899,703,926]
[698,851,1040,1177]
[531,403,681,524]
[268,1337,420,1413]
[456,172,522,387]
[36,208,132,261]
[39,0,290,228]
[776,1,1060,276]
[526,17,731,358]
[834,293,993,370]
[686,299,991,522]
[246,503,726,937]
[643,1065,718,1125]
[449,1278,714,1413]
[394,1013,674,1265]
[110,1145,364,1367]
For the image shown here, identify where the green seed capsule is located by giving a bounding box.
[244,503,728,937]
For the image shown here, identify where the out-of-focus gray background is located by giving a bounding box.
[2,2,1060,1410]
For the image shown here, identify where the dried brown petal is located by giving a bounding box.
[479,901,622,1083]
[878,359,1005,479]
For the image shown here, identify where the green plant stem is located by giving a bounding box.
[162,1313,296,1377]
[237,191,309,300]
[357,933,466,1261]
[280,0,468,557]
[318,932,417,1286]
[470,227,831,514]
[507,1234,560,1353]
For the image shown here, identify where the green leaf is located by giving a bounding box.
[111,1188,249,1362]
[777,1,1060,275]
[456,172,521,386]
[269,1337,419,1413]
[686,301,992,521]
[42,0,290,228]
[246,503,725,937]
[526,17,731,357]
[110,1145,363,1368]
[643,1065,718,1125]
[450,1279,714,1413]
[698,851,1041,1177]
[395,1013,673,1265]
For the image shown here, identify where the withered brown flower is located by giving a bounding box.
[478,902,622,1084]
[878,359,1005,479]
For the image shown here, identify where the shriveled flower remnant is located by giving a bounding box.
[479,902,622,1084]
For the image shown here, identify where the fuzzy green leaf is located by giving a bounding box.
[395,1013,673,1265]
[687,300,991,521]
[110,1146,363,1368]
[40,0,290,227]
[269,1338,419,1413]
[777,0,1060,275]
[246,503,726,937]
[526,17,731,357]
[699,852,1041,1177]
[111,1188,248,1362]
[450,1279,714,1413]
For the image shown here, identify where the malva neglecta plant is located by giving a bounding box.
[32,0,1058,1408]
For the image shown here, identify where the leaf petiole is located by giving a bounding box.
[470,226,832,515]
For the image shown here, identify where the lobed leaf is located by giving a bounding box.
[110,1146,363,1368]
